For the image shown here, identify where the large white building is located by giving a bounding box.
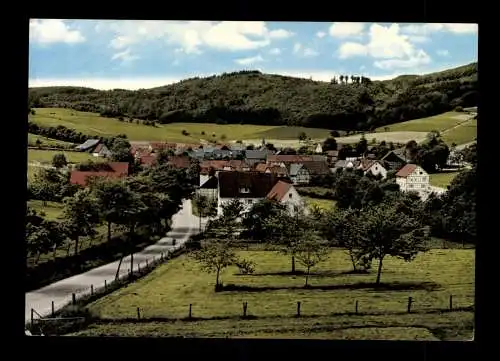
[395,164,431,197]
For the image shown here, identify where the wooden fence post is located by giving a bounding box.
[31,308,34,328]
[91,284,94,296]
[296,302,301,317]
[146,259,149,268]
[72,293,76,305]
[243,302,248,317]
[355,300,359,314]
[407,297,413,313]
[51,301,55,317]
[104,280,107,291]
[189,304,192,319]
[137,307,141,320]
[449,295,453,310]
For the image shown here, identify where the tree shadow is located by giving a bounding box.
[220,281,441,293]
[235,270,370,278]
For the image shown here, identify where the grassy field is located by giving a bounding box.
[31,108,331,143]
[80,249,474,339]
[441,118,477,145]
[375,112,470,133]
[337,131,429,145]
[429,172,460,188]
[28,149,100,164]
[27,200,64,220]
[303,196,336,210]
[28,133,75,147]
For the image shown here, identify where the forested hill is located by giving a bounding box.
[28,62,477,131]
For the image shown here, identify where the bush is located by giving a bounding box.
[235,259,256,275]
[455,106,464,112]
[201,131,205,135]
[118,116,124,121]
[220,134,227,141]
[182,129,190,136]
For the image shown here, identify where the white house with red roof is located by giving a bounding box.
[395,164,431,196]
[266,180,305,215]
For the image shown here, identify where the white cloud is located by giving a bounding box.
[437,49,450,57]
[339,42,368,58]
[101,20,293,54]
[293,43,302,53]
[337,23,432,70]
[303,48,319,57]
[235,55,264,66]
[111,48,140,64]
[269,48,281,55]
[401,23,478,37]
[30,19,86,45]
[329,22,365,38]
[316,31,326,38]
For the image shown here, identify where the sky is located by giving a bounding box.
[28,20,478,90]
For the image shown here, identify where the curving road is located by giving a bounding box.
[25,199,207,325]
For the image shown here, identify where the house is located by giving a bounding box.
[333,159,356,171]
[196,176,218,201]
[266,180,305,215]
[245,150,272,166]
[315,143,323,154]
[75,139,101,152]
[288,163,311,185]
[358,160,388,179]
[69,162,129,187]
[310,155,328,162]
[381,150,407,171]
[149,142,177,153]
[187,149,206,161]
[92,143,112,158]
[395,164,431,196]
[266,155,314,167]
[217,171,279,216]
[199,160,234,186]
[168,155,192,169]
[255,163,289,177]
[302,161,331,177]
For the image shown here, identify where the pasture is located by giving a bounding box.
[375,112,471,133]
[81,249,474,339]
[303,196,336,211]
[336,131,429,145]
[27,200,64,221]
[429,172,460,188]
[28,133,75,147]
[28,149,100,164]
[441,118,477,146]
[31,108,332,143]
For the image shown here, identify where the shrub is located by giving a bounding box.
[201,131,205,135]
[182,129,190,136]
[118,116,124,121]
[235,259,256,275]
[221,134,227,141]
[371,138,377,144]
[455,106,464,112]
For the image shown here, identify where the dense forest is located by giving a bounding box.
[28,63,477,131]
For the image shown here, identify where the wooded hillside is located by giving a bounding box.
[28,63,477,131]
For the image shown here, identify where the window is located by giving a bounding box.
[289,193,292,198]
[408,184,413,188]
[239,187,250,193]
[419,171,423,175]
[246,199,253,204]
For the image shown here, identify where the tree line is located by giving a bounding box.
[28,63,477,132]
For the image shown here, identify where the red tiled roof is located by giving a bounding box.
[70,162,129,187]
[395,164,418,178]
[168,156,191,169]
[150,142,176,151]
[108,162,130,175]
[267,155,314,163]
[200,160,230,174]
[266,180,293,202]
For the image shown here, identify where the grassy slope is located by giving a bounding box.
[28,149,101,164]
[429,172,460,188]
[27,133,75,147]
[375,112,468,132]
[31,108,331,143]
[441,118,477,145]
[303,196,336,210]
[87,249,474,319]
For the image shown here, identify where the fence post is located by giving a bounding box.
[146,259,149,268]
[31,308,34,329]
[137,307,141,320]
[449,295,453,311]
[138,263,141,272]
[243,302,248,317]
[91,284,94,296]
[407,297,413,313]
[296,302,301,317]
[72,293,76,305]
[189,304,192,319]
[51,301,55,317]
[104,280,107,291]
[355,300,359,314]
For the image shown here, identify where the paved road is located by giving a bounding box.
[25,199,207,325]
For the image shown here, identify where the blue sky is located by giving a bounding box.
[29,20,478,90]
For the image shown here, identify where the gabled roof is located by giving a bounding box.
[200,160,230,174]
[267,154,314,163]
[168,156,191,169]
[266,180,293,202]
[245,150,269,159]
[76,139,100,151]
[301,161,331,175]
[70,162,129,187]
[396,164,418,178]
[381,150,407,163]
[289,163,304,176]
[200,176,218,189]
[218,171,277,198]
[358,159,376,171]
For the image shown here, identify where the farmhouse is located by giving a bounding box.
[288,163,310,185]
[91,144,112,158]
[217,171,280,216]
[196,176,218,201]
[69,162,129,187]
[395,164,431,196]
[266,180,305,214]
[381,150,407,171]
[358,160,388,179]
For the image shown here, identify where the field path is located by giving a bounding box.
[441,115,475,135]
[25,199,206,326]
